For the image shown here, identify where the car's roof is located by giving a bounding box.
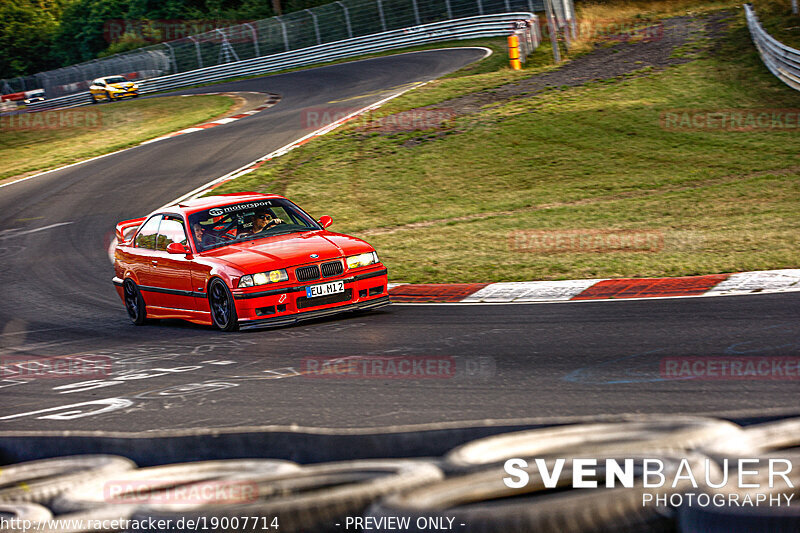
[165,192,286,215]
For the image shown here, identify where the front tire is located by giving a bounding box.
[123,279,147,326]
[209,278,238,332]
[105,90,113,102]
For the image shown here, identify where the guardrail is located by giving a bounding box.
[744,3,800,92]
[27,13,538,111]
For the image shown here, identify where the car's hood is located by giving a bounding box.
[202,231,374,273]
[108,82,136,89]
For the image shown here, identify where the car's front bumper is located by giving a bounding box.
[238,295,390,330]
[233,267,389,329]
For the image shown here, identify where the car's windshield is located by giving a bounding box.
[104,76,128,84]
[187,198,320,252]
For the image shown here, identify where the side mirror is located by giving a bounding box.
[318,215,333,228]
[166,242,190,254]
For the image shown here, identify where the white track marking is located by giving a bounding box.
[705,269,800,295]
[0,222,73,240]
[462,279,606,303]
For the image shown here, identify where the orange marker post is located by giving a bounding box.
[508,34,521,70]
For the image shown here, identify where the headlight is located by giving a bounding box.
[238,269,288,288]
[346,251,379,269]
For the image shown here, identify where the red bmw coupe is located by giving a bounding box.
[112,193,389,331]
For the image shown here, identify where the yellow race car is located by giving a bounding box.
[89,76,139,103]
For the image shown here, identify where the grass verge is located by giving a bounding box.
[0,94,234,182]
[213,5,800,283]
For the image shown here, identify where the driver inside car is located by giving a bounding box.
[248,208,284,234]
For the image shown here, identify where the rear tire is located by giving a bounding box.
[209,278,239,332]
[123,279,147,326]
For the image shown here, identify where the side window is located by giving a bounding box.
[271,207,289,221]
[134,215,162,249]
[156,217,188,251]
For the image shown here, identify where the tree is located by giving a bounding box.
[0,0,60,78]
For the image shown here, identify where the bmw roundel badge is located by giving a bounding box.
[310,254,319,259]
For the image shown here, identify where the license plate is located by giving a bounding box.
[306,280,345,298]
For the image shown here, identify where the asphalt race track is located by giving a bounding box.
[0,48,798,433]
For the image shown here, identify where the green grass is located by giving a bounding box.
[214,7,800,283]
[0,95,234,182]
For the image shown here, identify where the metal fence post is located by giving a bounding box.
[188,36,203,69]
[569,0,577,39]
[477,0,484,16]
[216,29,240,63]
[305,10,322,45]
[376,0,388,32]
[244,23,260,57]
[412,0,421,25]
[336,1,354,38]
[562,0,575,41]
[505,0,511,12]
[793,0,798,15]
[544,0,560,62]
[163,42,177,73]
[276,17,291,50]
[444,0,453,20]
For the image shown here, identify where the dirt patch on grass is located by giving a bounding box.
[409,13,731,117]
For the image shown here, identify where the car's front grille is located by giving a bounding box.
[321,260,344,278]
[297,289,353,309]
[295,265,320,282]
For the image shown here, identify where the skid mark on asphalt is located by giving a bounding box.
[563,348,672,385]
[723,324,800,354]
[565,323,800,385]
